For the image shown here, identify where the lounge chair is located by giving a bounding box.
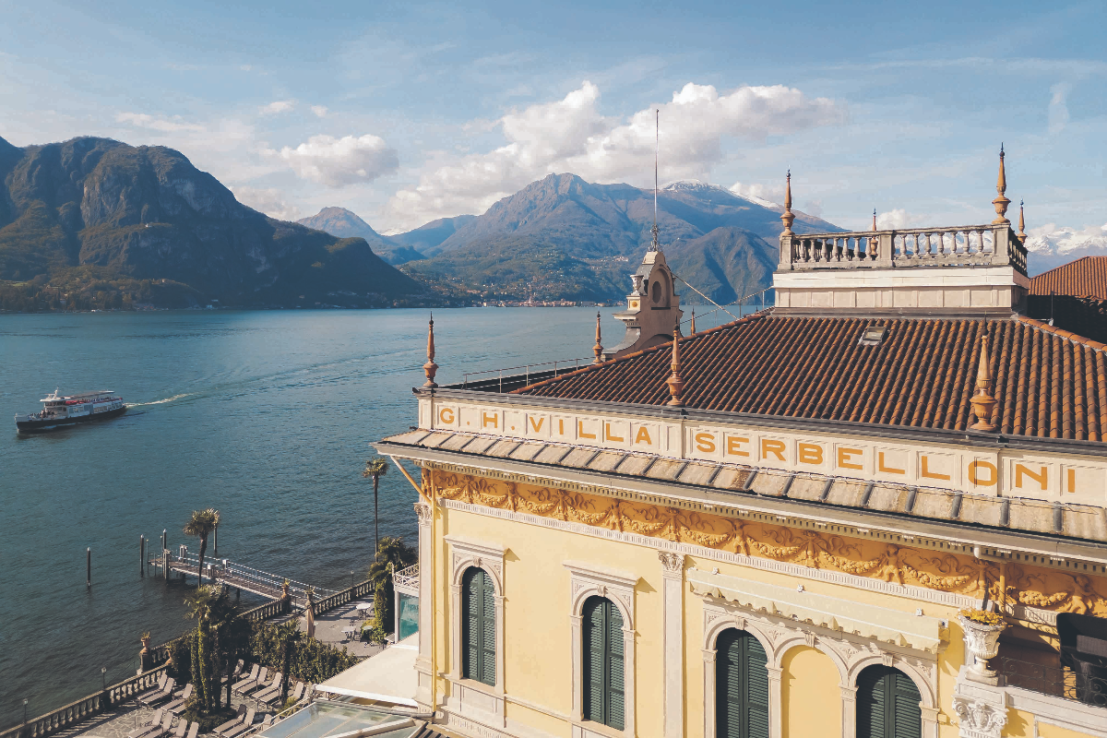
[220,708,256,738]
[133,674,168,705]
[126,709,165,738]
[184,723,199,738]
[236,666,268,695]
[170,719,188,738]
[213,705,247,735]
[260,680,302,708]
[164,683,194,715]
[138,677,176,707]
[242,670,278,697]
[250,673,284,704]
[222,659,245,684]
[141,711,175,738]
[231,664,260,693]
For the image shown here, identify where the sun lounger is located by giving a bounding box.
[141,711,175,738]
[231,664,260,693]
[170,719,188,738]
[251,673,284,704]
[164,683,194,715]
[260,679,302,707]
[220,708,256,738]
[134,674,168,706]
[242,670,278,697]
[126,709,165,738]
[233,665,266,695]
[222,658,245,683]
[214,705,247,735]
[139,677,176,706]
[185,723,199,738]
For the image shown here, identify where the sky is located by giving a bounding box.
[1,0,1105,244]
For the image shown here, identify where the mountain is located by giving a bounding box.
[0,136,423,309]
[1025,224,1107,276]
[296,206,426,266]
[391,215,477,255]
[402,173,838,303]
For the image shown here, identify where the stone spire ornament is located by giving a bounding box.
[593,312,603,364]
[1018,200,1027,244]
[780,170,795,235]
[690,308,696,334]
[423,314,439,388]
[970,325,998,431]
[665,327,685,407]
[991,144,1011,225]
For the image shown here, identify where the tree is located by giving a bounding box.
[184,585,220,711]
[183,508,220,585]
[365,536,416,640]
[275,620,301,706]
[185,584,244,713]
[362,458,389,553]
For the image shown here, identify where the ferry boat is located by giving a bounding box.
[15,390,126,432]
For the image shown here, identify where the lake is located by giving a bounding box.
[0,307,643,727]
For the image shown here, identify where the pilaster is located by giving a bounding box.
[659,551,685,738]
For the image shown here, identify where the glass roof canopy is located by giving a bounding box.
[259,701,421,738]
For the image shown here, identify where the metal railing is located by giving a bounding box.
[998,654,1107,707]
[460,357,593,391]
[681,286,775,330]
[0,666,168,738]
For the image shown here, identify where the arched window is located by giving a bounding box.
[583,596,624,729]
[856,665,921,738]
[462,567,495,686]
[715,629,769,738]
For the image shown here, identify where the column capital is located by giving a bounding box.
[658,550,685,578]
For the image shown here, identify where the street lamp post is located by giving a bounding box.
[22,699,28,725]
[101,666,107,690]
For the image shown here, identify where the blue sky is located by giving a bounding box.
[1,0,1105,243]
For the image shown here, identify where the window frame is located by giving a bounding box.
[462,567,497,686]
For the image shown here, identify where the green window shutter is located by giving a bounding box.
[715,630,768,738]
[857,666,920,738]
[891,672,922,738]
[607,602,625,730]
[462,568,495,686]
[583,597,606,723]
[480,570,496,686]
[745,636,769,738]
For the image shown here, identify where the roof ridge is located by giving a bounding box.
[1016,314,1107,352]
[510,311,768,395]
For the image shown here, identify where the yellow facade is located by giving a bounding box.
[386,465,1107,738]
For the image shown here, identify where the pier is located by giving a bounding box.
[148,547,336,606]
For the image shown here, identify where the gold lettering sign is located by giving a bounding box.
[798,443,823,466]
[1015,464,1048,491]
[695,432,716,454]
[968,460,997,486]
[635,426,652,445]
[605,423,624,443]
[762,439,786,461]
[837,447,863,470]
[921,456,950,481]
[578,420,597,440]
[529,417,544,432]
[727,436,750,457]
[482,411,498,429]
[439,407,455,425]
[878,452,905,475]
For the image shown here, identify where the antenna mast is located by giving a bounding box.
[651,109,659,252]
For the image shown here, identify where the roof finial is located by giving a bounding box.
[780,170,795,235]
[651,109,660,252]
[970,324,997,431]
[690,307,697,334]
[872,208,877,231]
[423,313,438,388]
[1018,199,1026,243]
[593,311,604,364]
[991,143,1010,225]
[665,327,685,407]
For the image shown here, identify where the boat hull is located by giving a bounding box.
[16,405,128,433]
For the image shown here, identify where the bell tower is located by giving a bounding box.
[605,249,683,359]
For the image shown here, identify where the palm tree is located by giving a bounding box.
[184,584,222,711]
[275,619,301,706]
[183,508,220,585]
[362,458,389,553]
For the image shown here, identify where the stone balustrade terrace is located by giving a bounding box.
[780,222,1027,275]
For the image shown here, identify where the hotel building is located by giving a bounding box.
[376,152,1107,738]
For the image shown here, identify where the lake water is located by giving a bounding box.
[0,307,640,727]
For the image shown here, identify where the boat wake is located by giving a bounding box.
[127,393,194,408]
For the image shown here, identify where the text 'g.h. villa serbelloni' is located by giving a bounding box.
[373,145,1107,738]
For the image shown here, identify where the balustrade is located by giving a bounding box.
[781,223,1026,274]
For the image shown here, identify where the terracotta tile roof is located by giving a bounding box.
[515,314,1107,442]
[1030,256,1107,300]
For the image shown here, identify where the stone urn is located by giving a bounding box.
[139,634,153,673]
[958,612,1007,683]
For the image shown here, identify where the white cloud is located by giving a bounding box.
[1048,83,1071,134]
[386,80,844,230]
[115,112,204,132]
[310,105,329,118]
[730,181,784,208]
[271,134,399,187]
[232,186,302,221]
[1025,222,1107,255]
[260,100,296,115]
[875,208,923,230]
